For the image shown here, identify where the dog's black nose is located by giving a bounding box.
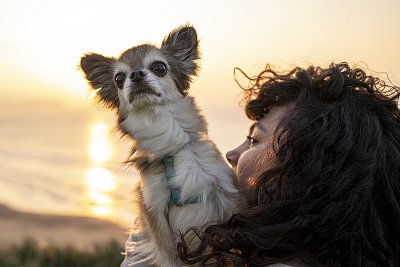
[130,70,146,83]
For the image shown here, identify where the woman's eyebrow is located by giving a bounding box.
[251,121,266,133]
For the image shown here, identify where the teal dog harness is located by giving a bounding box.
[162,138,201,206]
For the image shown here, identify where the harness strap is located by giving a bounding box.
[163,138,202,206]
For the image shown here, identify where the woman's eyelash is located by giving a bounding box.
[246,136,258,145]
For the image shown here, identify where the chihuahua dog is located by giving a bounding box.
[80,25,239,266]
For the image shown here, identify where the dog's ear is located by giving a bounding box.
[161,25,200,93]
[80,53,119,109]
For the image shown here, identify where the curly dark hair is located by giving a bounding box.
[178,63,400,267]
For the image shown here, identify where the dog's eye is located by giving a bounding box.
[114,72,126,89]
[150,61,167,77]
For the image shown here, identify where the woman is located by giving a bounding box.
[178,63,400,266]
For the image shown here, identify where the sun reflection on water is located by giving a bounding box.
[86,167,116,192]
[89,123,112,165]
[86,122,117,218]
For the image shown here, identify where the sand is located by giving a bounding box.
[0,204,129,251]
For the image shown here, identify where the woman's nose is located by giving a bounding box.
[226,149,239,167]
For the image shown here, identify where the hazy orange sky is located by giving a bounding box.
[1,0,399,101]
[1,0,399,150]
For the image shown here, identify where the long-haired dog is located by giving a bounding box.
[80,25,239,266]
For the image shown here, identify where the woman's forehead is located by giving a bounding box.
[255,105,292,130]
[249,122,257,134]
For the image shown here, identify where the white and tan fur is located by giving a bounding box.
[80,25,239,267]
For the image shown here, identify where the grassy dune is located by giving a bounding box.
[0,238,123,267]
[0,204,128,267]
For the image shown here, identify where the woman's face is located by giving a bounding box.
[226,105,290,188]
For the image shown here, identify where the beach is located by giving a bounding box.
[0,204,127,251]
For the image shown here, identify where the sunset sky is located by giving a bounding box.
[1,0,399,105]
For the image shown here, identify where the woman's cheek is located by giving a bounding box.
[236,149,257,188]
[237,145,272,188]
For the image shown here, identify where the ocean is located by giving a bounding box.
[0,103,138,227]
[0,100,249,228]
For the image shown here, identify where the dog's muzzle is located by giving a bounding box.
[129,85,161,102]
